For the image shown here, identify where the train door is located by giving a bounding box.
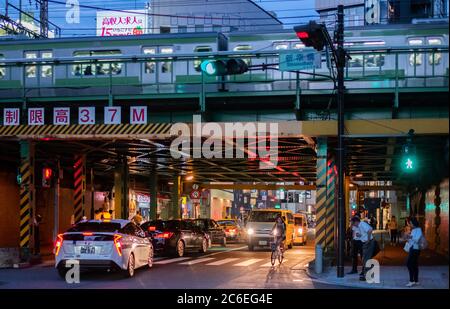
[424,37,445,83]
[158,46,174,84]
[406,37,425,82]
[142,47,157,85]
[24,50,53,88]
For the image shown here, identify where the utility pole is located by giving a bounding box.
[39,0,49,37]
[336,4,346,278]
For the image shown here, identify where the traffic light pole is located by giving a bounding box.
[336,4,346,278]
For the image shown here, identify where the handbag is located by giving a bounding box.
[403,241,412,253]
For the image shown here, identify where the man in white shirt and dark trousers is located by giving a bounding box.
[347,217,364,274]
[351,216,375,281]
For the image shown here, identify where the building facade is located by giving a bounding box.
[316,0,449,26]
[150,0,283,34]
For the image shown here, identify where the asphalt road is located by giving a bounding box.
[0,242,347,289]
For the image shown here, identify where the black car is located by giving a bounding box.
[191,218,227,247]
[141,220,208,257]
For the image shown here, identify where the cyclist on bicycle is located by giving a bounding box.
[272,214,286,252]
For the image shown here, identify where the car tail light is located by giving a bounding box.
[155,232,174,239]
[114,234,122,256]
[83,232,93,236]
[55,234,63,256]
[148,226,156,232]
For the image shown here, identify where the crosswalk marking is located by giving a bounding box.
[180,258,215,265]
[233,258,263,266]
[206,258,240,266]
[154,257,191,264]
[261,259,288,267]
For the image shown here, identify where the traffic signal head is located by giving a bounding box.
[42,167,53,188]
[200,58,248,76]
[401,144,417,172]
[294,21,327,51]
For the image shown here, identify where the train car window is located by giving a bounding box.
[274,43,288,50]
[194,46,213,71]
[41,51,53,78]
[213,25,221,32]
[143,48,156,74]
[160,26,171,34]
[161,47,174,73]
[195,25,204,33]
[0,54,5,79]
[408,38,423,66]
[178,26,187,33]
[348,55,363,68]
[24,51,37,78]
[427,37,443,65]
[365,54,385,67]
[73,50,122,76]
[233,45,252,66]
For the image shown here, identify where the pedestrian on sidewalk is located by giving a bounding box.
[389,215,398,245]
[33,214,42,255]
[351,216,374,281]
[347,217,363,275]
[405,217,423,287]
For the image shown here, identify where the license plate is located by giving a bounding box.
[80,245,95,254]
[258,240,267,246]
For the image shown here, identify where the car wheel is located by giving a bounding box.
[123,253,135,278]
[57,267,68,279]
[248,244,254,251]
[175,240,185,257]
[147,245,154,269]
[199,238,208,253]
[221,237,227,247]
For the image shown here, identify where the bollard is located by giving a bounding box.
[315,244,323,274]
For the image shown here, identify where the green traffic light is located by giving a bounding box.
[200,60,217,75]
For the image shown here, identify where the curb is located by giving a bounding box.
[304,267,388,289]
[13,262,31,269]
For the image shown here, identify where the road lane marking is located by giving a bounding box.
[206,258,240,266]
[179,258,215,265]
[154,257,191,264]
[260,259,288,267]
[233,258,263,266]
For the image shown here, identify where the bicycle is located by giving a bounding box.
[270,233,284,266]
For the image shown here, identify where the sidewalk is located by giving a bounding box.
[306,244,449,289]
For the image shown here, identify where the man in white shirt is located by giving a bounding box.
[351,216,375,281]
[347,219,364,274]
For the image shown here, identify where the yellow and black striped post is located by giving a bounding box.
[19,141,34,259]
[325,157,337,249]
[315,138,337,253]
[73,155,86,223]
[315,138,328,249]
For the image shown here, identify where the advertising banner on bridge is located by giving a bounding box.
[96,10,148,37]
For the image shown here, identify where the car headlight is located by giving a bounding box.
[247,228,254,235]
[298,228,303,235]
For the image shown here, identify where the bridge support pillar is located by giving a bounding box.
[171,174,182,219]
[114,158,129,219]
[149,168,158,220]
[73,154,86,224]
[315,138,337,254]
[19,141,35,262]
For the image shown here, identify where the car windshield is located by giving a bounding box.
[142,220,181,231]
[67,222,121,233]
[248,211,281,222]
[295,217,303,225]
[217,220,236,226]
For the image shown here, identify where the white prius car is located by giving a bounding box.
[55,219,153,278]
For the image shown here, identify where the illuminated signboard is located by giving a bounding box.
[96,10,148,36]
